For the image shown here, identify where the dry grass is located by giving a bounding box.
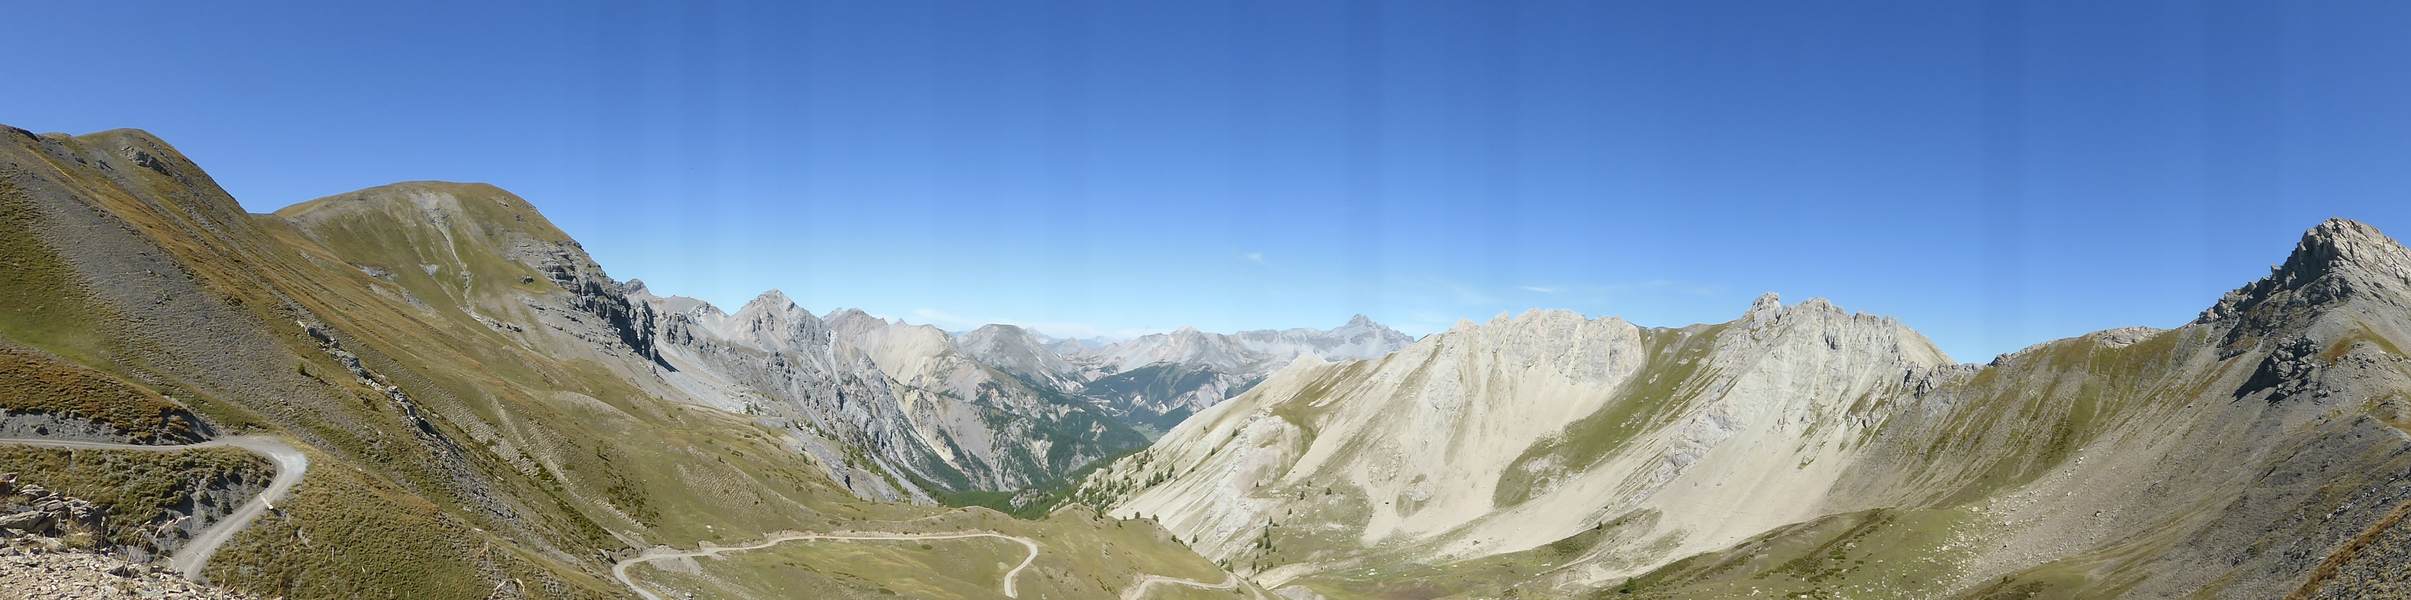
[2284,495,2411,600]
[0,446,268,548]
[0,182,114,365]
[206,446,624,600]
[0,346,200,442]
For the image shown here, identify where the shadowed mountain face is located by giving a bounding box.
[0,125,1236,599]
[1073,219,2411,599]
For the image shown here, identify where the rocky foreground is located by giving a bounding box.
[0,535,262,600]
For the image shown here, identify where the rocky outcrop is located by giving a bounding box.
[0,534,264,600]
[2202,219,2411,324]
[509,237,660,364]
[640,289,948,502]
[0,477,105,545]
[297,318,462,455]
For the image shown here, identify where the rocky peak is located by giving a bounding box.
[2198,218,2411,326]
[1328,313,1413,346]
[6,126,255,242]
[960,324,1043,357]
[2294,218,2408,276]
[823,308,882,331]
[1727,292,1951,367]
[960,324,1077,386]
[720,291,829,351]
[965,323,1035,343]
[1743,292,1785,329]
[740,289,799,314]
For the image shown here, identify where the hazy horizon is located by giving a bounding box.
[12,1,2411,360]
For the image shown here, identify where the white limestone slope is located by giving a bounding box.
[1093,295,1951,582]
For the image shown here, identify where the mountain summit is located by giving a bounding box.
[2202,218,2411,327]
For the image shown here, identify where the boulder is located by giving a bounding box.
[0,511,51,532]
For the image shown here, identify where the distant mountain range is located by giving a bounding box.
[622,279,1414,502]
[970,316,1417,433]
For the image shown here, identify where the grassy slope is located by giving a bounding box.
[636,537,1022,599]
[0,180,112,364]
[1,130,661,596]
[0,446,270,549]
[1614,508,1986,600]
[624,507,1245,599]
[2,127,1225,599]
[1572,314,2406,598]
[0,345,205,442]
[205,445,627,600]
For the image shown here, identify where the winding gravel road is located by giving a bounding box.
[1119,572,1247,600]
[0,435,308,582]
[613,530,1040,600]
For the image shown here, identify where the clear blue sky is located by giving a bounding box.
[9,1,2411,360]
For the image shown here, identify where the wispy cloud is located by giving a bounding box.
[1518,285,1562,294]
[1242,251,1266,264]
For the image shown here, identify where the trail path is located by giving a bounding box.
[1119,571,1249,599]
[614,528,1255,599]
[0,435,309,582]
[612,530,1040,600]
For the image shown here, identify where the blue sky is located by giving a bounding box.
[8,1,2411,360]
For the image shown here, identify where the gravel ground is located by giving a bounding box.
[0,536,262,600]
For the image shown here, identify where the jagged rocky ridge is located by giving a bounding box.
[634,287,1150,499]
[1074,219,2411,599]
[630,289,1416,499]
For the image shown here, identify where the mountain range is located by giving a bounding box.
[1069,219,2411,598]
[2,123,2407,599]
[0,125,1259,599]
